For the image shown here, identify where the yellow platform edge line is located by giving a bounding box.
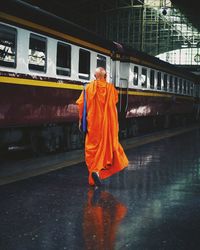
[0,125,199,186]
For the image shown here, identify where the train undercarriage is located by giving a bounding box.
[0,112,197,157]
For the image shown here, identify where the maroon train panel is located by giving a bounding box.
[0,80,195,129]
[0,83,81,128]
[126,94,194,118]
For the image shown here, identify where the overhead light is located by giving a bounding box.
[162,8,167,15]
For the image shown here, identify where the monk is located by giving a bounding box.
[76,67,128,186]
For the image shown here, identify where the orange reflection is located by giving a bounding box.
[83,189,127,250]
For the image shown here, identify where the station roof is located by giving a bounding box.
[21,0,200,32]
[171,0,200,30]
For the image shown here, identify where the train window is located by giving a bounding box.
[28,33,46,72]
[133,66,138,86]
[79,49,90,79]
[174,77,178,93]
[0,24,17,68]
[157,72,161,90]
[179,79,183,93]
[169,75,173,92]
[195,85,199,97]
[141,68,147,88]
[183,80,186,94]
[150,69,154,89]
[56,42,71,76]
[97,54,106,70]
[163,74,168,91]
[190,83,194,96]
[187,82,190,95]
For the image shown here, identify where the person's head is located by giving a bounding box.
[94,67,107,80]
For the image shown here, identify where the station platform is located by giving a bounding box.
[1,126,200,249]
[0,125,199,186]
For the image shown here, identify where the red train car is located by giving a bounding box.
[0,0,199,153]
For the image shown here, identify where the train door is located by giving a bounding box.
[111,59,119,87]
[118,62,130,137]
[108,55,113,83]
[118,62,129,112]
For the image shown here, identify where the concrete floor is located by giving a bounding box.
[1,128,200,249]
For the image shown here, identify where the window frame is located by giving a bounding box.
[183,80,187,94]
[28,33,47,72]
[163,73,168,91]
[0,23,17,68]
[150,69,155,89]
[157,71,161,90]
[96,54,106,70]
[78,48,90,80]
[179,78,183,94]
[174,77,178,93]
[133,66,139,86]
[141,67,147,88]
[56,41,71,77]
[169,75,173,92]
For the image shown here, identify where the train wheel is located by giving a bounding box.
[30,131,44,156]
[127,119,139,137]
[131,119,139,137]
[164,115,170,129]
[70,123,83,150]
[132,120,139,136]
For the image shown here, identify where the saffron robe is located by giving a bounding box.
[76,79,128,185]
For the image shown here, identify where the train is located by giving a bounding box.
[0,0,200,154]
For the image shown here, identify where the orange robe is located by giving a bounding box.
[76,79,128,185]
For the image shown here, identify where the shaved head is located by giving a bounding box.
[94,67,107,80]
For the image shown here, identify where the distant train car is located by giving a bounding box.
[113,46,200,137]
[0,0,199,154]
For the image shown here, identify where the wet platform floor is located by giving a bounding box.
[1,128,200,250]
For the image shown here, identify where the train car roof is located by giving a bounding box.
[118,43,198,81]
[1,0,115,52]
[1,0,198,81]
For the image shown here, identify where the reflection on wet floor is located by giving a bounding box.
[1,129,200,249]
[83,188,127,250]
